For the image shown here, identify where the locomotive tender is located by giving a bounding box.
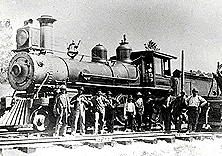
[1,15,222,132]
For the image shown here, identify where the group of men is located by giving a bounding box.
[53,84,208,136]
[123,87,208,133]
[123,92,145,132]
[162,88,207,133]
[53,85,118,136]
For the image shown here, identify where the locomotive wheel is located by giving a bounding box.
[116,94,128,125]
[31,109,50,132]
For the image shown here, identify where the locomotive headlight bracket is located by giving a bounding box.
[16,29,29,47]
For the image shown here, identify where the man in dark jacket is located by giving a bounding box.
[91,90,109,134]
[161,89,176,133]
[172,91,187,132]
[143,92,155,131]
[105,91,118,133]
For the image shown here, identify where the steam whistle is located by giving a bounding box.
[67,40,81,59]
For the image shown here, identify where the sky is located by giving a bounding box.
[1,0,222,73]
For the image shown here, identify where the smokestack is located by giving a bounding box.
[37,15,57,50]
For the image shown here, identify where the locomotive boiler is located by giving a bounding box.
[9,15,176,94]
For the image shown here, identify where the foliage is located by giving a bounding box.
[0,19,14,83]
[144,40,160,51]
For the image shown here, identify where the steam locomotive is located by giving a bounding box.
[1,15,222,132]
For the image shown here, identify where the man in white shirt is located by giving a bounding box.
[124,95,136,131]
[186,88,207,132]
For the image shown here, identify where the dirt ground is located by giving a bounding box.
[2,138,222,156]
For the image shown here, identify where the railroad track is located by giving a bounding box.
[0,130,222,153]
[0,129,47,138]
[0,131,167,146]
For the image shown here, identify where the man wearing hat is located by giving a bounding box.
[172,90,187,132]
[124,95,136,131]
[186,88,207,132]
[143,92,154,131]
[54,84,71,136]
[162,89,176,133]
[70,86,89,136]
[105,91,119,133]
[134,92,144,131]
[91,89,109,134]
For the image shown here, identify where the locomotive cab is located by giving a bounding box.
[131,50,177,89]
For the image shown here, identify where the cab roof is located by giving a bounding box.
[131,50,177,60]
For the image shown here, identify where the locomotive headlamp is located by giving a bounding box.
[16,29,29,47]
[15,23,40,50]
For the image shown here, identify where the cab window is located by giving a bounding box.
[163,59,171,76]
[155,58,162,75]
[154,57,171,76]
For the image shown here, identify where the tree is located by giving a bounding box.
[0,19,14,83]
[144,40,160,51]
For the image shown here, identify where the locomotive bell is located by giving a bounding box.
[116,35,132,63]
[91,44,107,63]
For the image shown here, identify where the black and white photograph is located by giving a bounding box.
[1,0,222,155]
